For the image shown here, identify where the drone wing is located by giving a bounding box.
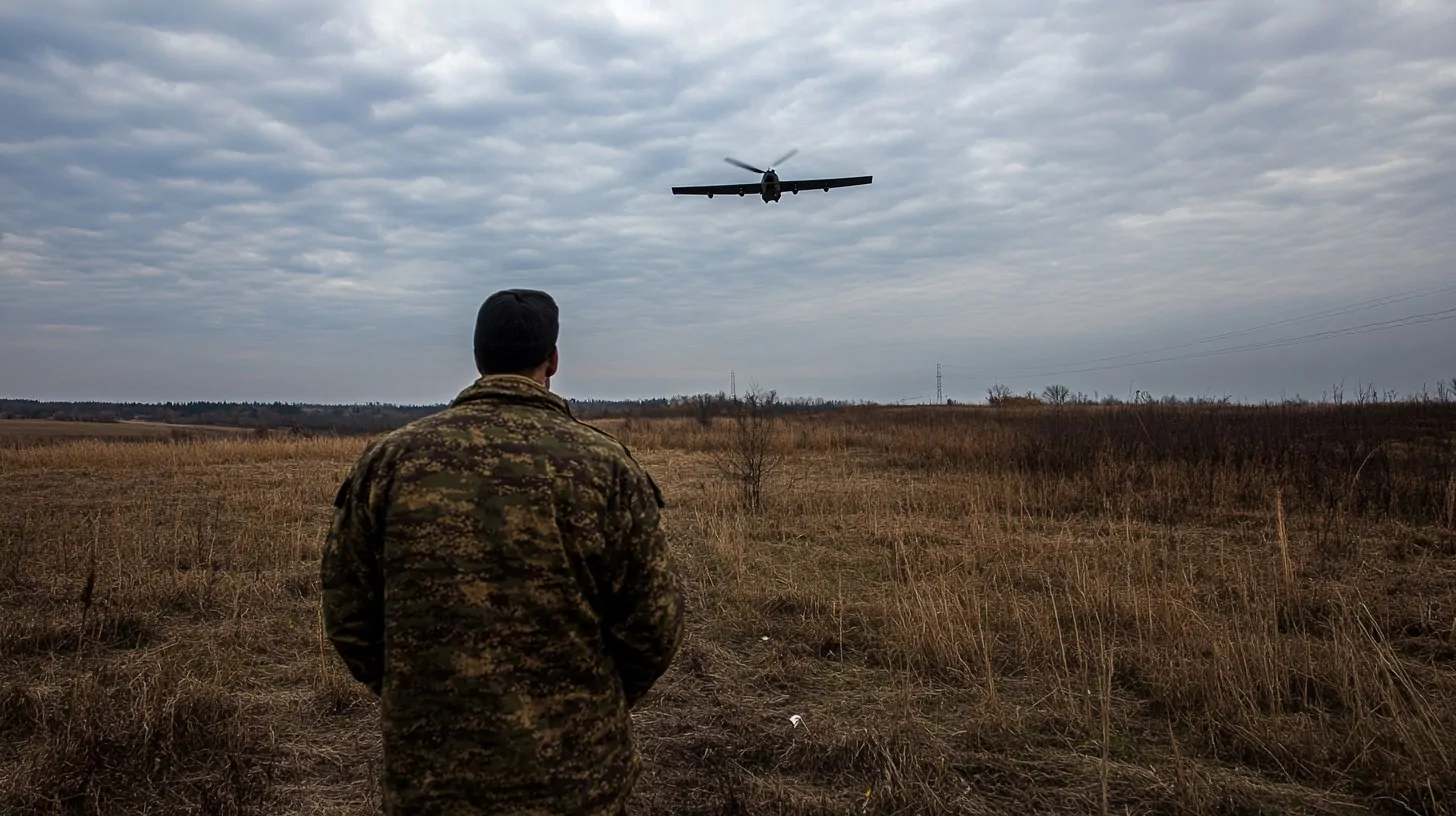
[671,182,762,197]
[778,175,873,193]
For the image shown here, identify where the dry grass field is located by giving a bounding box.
[2,404,1454,814]
[0,419,248,447]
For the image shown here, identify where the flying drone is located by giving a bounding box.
[671,149,872,203]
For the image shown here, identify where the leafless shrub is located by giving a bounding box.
[690,394,714,427]
[1042,384,1072,405]
[711,383,787,512]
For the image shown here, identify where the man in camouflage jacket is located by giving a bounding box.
[321,289,685,815]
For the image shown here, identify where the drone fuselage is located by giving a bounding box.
[760,169,781,202]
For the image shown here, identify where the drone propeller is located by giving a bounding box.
[772,148,798,167]
[724,156,764,174]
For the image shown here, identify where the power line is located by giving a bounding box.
[941,281,1456,378]
[942,305,1456,383]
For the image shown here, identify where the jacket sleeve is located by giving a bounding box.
[600,459,685,708]
[320,441,389,695]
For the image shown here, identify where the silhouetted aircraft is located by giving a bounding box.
[671,149,872,202]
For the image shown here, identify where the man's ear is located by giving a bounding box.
[546,347,559,378]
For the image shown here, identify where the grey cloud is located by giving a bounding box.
[1,0,1453,403]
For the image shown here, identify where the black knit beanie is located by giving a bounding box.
[473,289,559,374]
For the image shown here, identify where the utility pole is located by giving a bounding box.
[936,363,942,404]
[730,371,736,400]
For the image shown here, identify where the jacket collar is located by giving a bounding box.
[450,374,572,417]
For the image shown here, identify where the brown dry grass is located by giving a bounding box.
[2,408,1454,815]
[0,419,249,448]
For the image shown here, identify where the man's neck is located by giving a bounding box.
[484,371,549,388]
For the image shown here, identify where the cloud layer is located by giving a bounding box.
[2,0,1454,403]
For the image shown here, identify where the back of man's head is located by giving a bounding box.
[474,289,559,375]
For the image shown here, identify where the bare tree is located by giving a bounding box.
[712,383,786,512]
[986,384,1013,405]
[1042,384,1071,405]
[690,394,713,426]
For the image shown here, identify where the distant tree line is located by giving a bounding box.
[4,377,1452,434]
[0,399,444,435]
[570,391,870,423]
[981,378,1456,407]
[0,392,866,434]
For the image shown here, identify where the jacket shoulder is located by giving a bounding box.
[564,418,634,458]
[565,420,664,507]
[381,405,634,466]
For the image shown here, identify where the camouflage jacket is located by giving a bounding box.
[321,374,685,815]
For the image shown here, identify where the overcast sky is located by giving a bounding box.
[2,0,1454,405]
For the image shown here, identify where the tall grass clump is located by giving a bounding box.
[0,666,275,814]
[740,402,1456,525]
